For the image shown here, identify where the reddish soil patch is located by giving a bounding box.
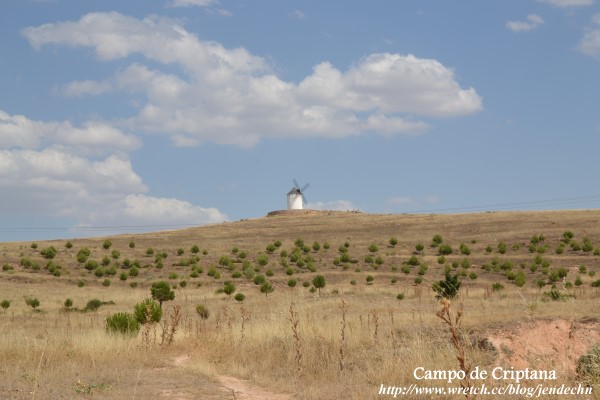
[483,318,600,373]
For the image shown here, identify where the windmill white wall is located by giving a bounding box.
[287,191,303,210]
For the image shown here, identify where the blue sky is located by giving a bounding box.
[1,0,600,241]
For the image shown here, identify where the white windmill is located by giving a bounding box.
[287,179,310,210]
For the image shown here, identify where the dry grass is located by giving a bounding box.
[2,210,600,399]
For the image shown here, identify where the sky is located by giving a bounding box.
[1,0,600,241]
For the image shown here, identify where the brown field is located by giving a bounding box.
[2,209,600,399]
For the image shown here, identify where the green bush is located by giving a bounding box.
[389,237,398,247]
[431,234,443,247]
[491,282,504,292]
[41,246,57,259]
[106,312,140,336]
[234,293,245,302]
[151,281,175,307]
[102,240,112,250]
[1,300,11,310]
[260,281,274,297]
[438,244,453,255]
[497,242,507,254]
[25,297,40,309]
[368,243,379,253]
[84,299,103,312]
[396,293,405,300]
[287,279,297,287]
[432,272,461,299]
[134,299,162,324]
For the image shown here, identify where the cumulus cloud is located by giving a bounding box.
[88,194,228,226]
[537,0,594,6]
[0,109,140,156]
[0,109,227,231]
[578,14,600,56]
[22,12,482,147]
[506,14,545,32]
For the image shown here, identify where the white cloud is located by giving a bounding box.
[290,10,306,19]
[22,12,482,147]
[506,14,545,32]
[62,79,113,97]
[166,0,218,7]
[578,14,600,56]
[0,109,227,231]
[306,200,359,211]
[0,148,146,216]
[0,109,140,156]
[83,194,227,228]
[537,0,594,6]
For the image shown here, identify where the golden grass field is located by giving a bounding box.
[2,209,600,399]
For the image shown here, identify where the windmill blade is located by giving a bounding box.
[301,193,308,205]
[293,178,300,190]
[301,182,310,193]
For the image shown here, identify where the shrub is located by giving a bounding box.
[102,279,111,287]
[431,234,443,247]
[312,275,326,294]
[414,277,423,285]
[266,244,276,254]
[366,275,374,284]
[1,300,11,310]
[407,255,420,266]
[368,243,379,253]
[234,293,245,302]
[415,243,424,253]
[253,275,266,285]
[396,293,405,300]
[25,297,40,309]
[134,299,162,324]
[577,344,600,385]
[375,256,384,266]
[151,281,175,308]
[106,313,140,336]
[41,246,57,259]
[302,281,310,288]
[129,241,135,249]
[438,244,453,255]
[389,237,398,247]
[432,272,461,299]
[77,280,85,287]
[323,242,330,250]
[288,279,297,287]
[102,240,112,250]
[84,299,103,312]
[65,241,73,249]
[196,304,210,319]
[31,242,38,250]
[223,282,236,296]
[459,243,470,255]
[256,254,269,267]
[491,282,504,292]
[111,250,120,260]
[265,269,274,277]
[497,242,507,254]
[260,281,274,297]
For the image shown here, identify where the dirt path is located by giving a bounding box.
[172,354,292,400]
